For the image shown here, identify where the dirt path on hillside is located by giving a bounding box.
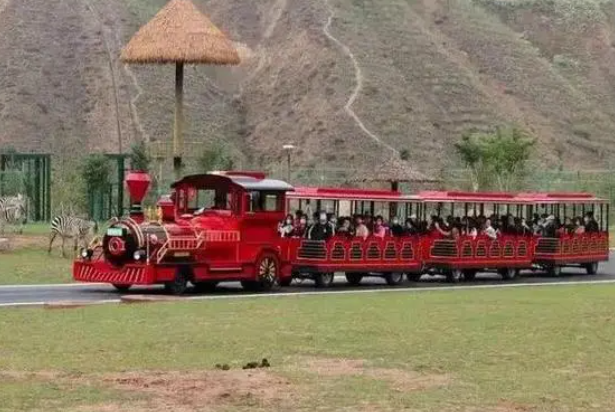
[322,0,398,154]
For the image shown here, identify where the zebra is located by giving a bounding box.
[0,194,27,235]
[48,215,98,258]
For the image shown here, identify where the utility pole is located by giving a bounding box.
[282,144,295,182]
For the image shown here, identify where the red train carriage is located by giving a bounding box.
[518,192,609,276]
[417,191,609,282]
[285,187,423,287]
[74,171,295,294]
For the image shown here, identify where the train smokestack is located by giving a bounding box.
[125,170,151,223]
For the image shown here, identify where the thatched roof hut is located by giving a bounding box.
[347,157,437,190]
[121,0,240,179]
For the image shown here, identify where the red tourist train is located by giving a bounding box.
[73,171,610,294]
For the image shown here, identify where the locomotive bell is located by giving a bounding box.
[125,170,151,222]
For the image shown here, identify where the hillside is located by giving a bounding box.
[1,0,615,176]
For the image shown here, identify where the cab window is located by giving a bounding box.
[249,191,284,212]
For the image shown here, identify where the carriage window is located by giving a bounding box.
[187,188,231,212]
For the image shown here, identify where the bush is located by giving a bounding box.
[129,140,151,172]
[197,143,234,172]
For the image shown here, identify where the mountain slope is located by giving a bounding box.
[1,0,615,175]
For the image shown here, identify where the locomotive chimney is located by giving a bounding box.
[125,170,151,223]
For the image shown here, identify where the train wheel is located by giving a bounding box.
[446,269,463,283]
[547,265,562,277]
[164,268,189,295]
[243,254,280,292]
[112,284,131,292]
[314,272,335,288]
[345,273,363,286]
[193,281,218,293]
[406,272,422,282]
[462,270,476,281]
[501,268,517,280]
[384,272,404,286]
[585,262,599,275]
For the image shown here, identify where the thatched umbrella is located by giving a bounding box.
[121,0,240,179]
[348,157,437,191]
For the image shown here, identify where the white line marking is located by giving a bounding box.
[0,283,106,290]
[0,299,120,308]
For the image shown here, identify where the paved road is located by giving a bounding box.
[2,254,615,306]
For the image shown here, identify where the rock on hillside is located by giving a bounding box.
[1,0,615,172]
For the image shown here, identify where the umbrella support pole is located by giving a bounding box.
[173,62,184,181]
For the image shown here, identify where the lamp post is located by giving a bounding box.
[282,144,295,182]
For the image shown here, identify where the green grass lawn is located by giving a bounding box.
[1,285,614,411]
[0,223,73,285]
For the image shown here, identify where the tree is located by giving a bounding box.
[129,140,151,172]
[197,143,234,172]
[455,126,535,191]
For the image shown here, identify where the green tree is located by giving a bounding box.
[129,140,151,172]
[197,143,234,172]
[455,126,535,191]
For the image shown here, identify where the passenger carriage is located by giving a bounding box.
[74,171,295,294]
[419,191,533,282]
[518,192,609,276]
[285,187,423,287]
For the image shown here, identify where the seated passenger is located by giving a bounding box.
[354,215,370,240]
[373,215,386,238]
[574,217,585,235]
[584,212,599,233]
[293,216,308,238]
[327,213,337,235]
[562,217,575,236]
[405,214,421,235]
[294,210,304,227]
[482,219,497,240]
[307,212,333,241]
[434,217,452,238]
[467,219,478,239]
[279,214,294,237]
[364,214,374,232]
[542,215,557,238]
[389,216,404,237]
[336,217,353,238]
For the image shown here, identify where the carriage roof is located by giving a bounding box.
[171,171,294,192]
[289,186,419,202]
[418,191,607,204]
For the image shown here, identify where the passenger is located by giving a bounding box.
[294,210,304,227]
[482,218,497,240]
[307,211,334,241]
[354,215,370,240]
[561,217,575,235]
[373,215,386,238]
[517,217,532,236]
[574,217,586,235]
[467,218,478,239]
[434,217,452,238]
[337,217,353,238]
[293,215,308,238]
[542,215,557,238]
[584,212,599,233]
[279,214,294,237]
[404,217,418,236]
[364,214,374,232]
[389,216,405,237]
[327,213,337,235]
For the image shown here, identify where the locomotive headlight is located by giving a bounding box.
[133,250,145,261]
[81,248,93,260]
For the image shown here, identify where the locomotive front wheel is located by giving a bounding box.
[242,254,280,292]
[345,273,364,286]
[164,269,189,295]
[314,272,334,288]
[500,268,517,280]
[112,284,131,292]
[446,269,463,283]
[585,262,599,275]
[384,272,404,286]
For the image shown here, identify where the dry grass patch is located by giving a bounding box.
[295,356,451,392]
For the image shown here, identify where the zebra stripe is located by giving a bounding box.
[50,216,97,239]
[0,195,26,234]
